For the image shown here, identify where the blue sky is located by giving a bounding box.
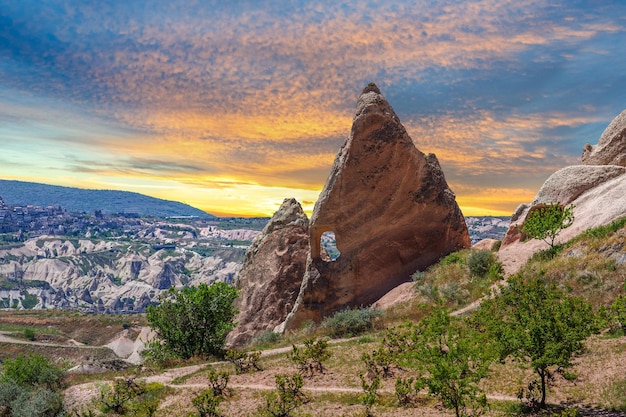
[1,0,624,216]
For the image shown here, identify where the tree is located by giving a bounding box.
[521,203,574,248]
[477,276,600,408]
[146,282,238,359]
[398,308,495,417]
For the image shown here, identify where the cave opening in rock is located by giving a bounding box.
[320,231,340,261]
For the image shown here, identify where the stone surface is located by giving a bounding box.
[582,109,626,167]
[279,84,470,330]
[531,165,625,206]
[228,198,310,346]
[499,112,626,274]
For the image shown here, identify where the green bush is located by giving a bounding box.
[439,251,466,266]
[99,378,165,416]
[207,369,229,397]
[0,353,64,390]
[192,389,223,417]
[23,328,36,341]
[9,388,64,417]
[146,282,238,359]
[288,338,331,377]
[261,374,308,417]
[321,307,382,337]
[224,350,262,374]
[251,331,281,347]
[467,250,499,278]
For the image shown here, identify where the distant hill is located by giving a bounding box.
[0,180,214,218]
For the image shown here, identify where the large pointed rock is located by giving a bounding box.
[279,84,470,330]
[227,198,309,345]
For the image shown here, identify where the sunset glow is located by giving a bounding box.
[1,1,625,217]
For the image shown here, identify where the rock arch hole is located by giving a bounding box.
[321,231,340,261]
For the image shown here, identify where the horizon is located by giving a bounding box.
[1,1,625,217]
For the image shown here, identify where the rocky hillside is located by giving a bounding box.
[0,218,261,313]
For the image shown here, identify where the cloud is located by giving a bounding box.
[1,0,625,216]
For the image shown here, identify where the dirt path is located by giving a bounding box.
[0,331,100,349]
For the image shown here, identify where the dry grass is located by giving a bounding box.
[0,309,147,346]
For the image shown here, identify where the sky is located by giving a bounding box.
[1,0,625,217]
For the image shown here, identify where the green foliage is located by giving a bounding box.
[288,338,331,377]
[404,308,493,417]
[477,276,601,408]
[359,373,381,417]
[141,340,178,368]
[0,353,64,390]
[98,378,165,416]
[439,251,466,266]
[321,307,382,337]
[192,389,223,417]
[578,215,626,240]
[23,328,36,341]
[0,354,65,417]
[361,345,395,379]
[395,377,419,407]
[20,291,38,309]
[610,295,626,334]
[521,203,574,248]
[224,349,262,374]
[467,250,501,278]
[6,386,64,417]
[261,374,308,417]
[146,282,238,359]
[251,331,281,347]
[207,369,229,397]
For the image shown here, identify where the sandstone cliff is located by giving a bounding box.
[279,84,470,330]
[500,108,626,273]
[228,198,310,345]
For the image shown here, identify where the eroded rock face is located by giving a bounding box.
[582,109,626,167]
[228,198,310,346]
[280,84,470,330]
[499,109,626,274]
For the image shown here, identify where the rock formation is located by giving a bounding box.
[227,198,310,345]
[582,109,626,167]
[279,83,470,330]
[500,108,626,273]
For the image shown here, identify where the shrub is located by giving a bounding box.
[146,282,238,359]
[261,374,308,417]
[192,389,223,417]
[224,349,262,374]
[610,295,626,334]
[359,373,381,417]
[23,328,36,341]
[207,369,229,397]
[321,307,382,337]
[468,250,498,278]
[361,346,395,379]
[395,377,419,407]
[439,251,466,266]
[288,338,331,377]
[251,331,281,347]
[98,377,166,416]
[8,387,64,417]
[0,353,64,390]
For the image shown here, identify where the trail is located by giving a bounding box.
[0,331,102,349]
